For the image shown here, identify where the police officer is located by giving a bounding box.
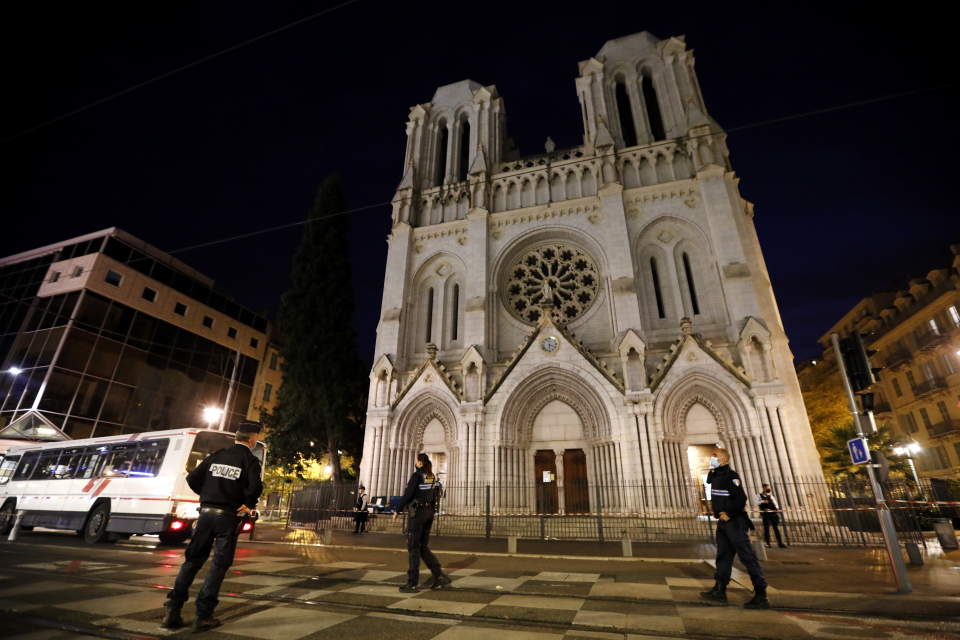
[392,453,451,592]
[755,483,786,549]
[700,447,771,609]
[162,420,264,631]
[353,485,369,534]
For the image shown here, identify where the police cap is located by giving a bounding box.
[237,419,263,434]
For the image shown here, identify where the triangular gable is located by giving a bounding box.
[649,328,750,392]
[0,411,70,442]
[484,309,625,402]
[371,353,394,379]
[391,357,463,409]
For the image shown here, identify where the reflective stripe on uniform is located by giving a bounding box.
[712,489,730,496]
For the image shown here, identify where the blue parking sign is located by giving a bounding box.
[847,437,869,465]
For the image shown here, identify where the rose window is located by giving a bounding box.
[504,244,600,325]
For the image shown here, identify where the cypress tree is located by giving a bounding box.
[267,174,365,482]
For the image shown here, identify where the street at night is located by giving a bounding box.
[1,526,959,640]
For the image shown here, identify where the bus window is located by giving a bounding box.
[76,447,109,479]
[13,452,40,481]
[35,449,64,480]
[103,444,138,477]
[0,456,20,484]
[55,448,86,479]
[130,439,169,477]
[186,431,234,472]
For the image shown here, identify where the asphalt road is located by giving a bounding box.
[1,528,959,640]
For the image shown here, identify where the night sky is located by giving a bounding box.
[2,2,957,367]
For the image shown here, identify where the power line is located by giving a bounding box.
[0,80,955,287]
[0,0,363,145]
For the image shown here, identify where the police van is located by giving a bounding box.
[0,428,265,544]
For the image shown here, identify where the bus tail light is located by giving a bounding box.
[170,520,186,531]
[241,522,253,532]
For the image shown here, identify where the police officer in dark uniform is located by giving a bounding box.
[756,483,786,549]
[700,447,771,609]
[392,453,451,593]
[162,420,264,631]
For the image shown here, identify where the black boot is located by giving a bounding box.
[399,582,420,593]
[191,616,221,633]
[699,582,728,604]
[160,609,184,629]
[744,587,772,609]
[429,573,452,590]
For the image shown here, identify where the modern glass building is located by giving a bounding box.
[0,229,270,442]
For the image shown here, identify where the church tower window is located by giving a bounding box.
[436,121,449,186]
[451,283,460,341]
[458,117,471,183]
[650,257,665,319]
[615,80,638,147]
[426,287,435,343]
[641,72,665,142]
[682,252,700,315]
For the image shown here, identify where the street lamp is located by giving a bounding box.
[892,442,922,490]
[6,367,22,375]
[203,407,224,425]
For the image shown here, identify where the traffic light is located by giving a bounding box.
[839,330,882,392]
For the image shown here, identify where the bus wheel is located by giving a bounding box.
[0,502,14,536]
[84,504,113,544]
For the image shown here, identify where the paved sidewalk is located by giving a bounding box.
[254,524,960,610]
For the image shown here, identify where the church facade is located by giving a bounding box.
[360,32,823,513]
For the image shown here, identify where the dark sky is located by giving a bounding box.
[2,2,957,366]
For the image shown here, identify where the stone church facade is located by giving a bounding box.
[360,31,822,513]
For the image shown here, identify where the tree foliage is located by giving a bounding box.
[801,374,853,457]
[266,175,367,480]
[818,421,910,479]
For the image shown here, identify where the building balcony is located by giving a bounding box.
[884,348,913,369]
[873,401,892,414]
[912,377,948,398]
[928,418,960,438]
[915,330,948,352]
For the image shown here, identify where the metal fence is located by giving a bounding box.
[284,477,947,548]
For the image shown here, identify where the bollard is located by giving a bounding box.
[752,539,767,561]
[507,536,517,554]
[7,511,25,542]
[621,537,632,557]
[321,528,333,545]
[905,542,924,565]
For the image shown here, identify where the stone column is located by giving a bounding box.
[555,450,565,514]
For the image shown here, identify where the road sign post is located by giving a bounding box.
[831,332,911,592]
[847,437,869,465]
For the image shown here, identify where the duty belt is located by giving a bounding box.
[200,506,236,517]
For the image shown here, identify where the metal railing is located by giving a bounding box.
[912,377,948,397]
[883,348,913,369]
[927,419,960,438]
[284,478,928,548]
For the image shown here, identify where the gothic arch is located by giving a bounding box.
[498,367,613,443]
[406,251,468,357]
[395,390,459,447]
[655,371,753,441]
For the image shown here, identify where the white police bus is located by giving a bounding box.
[0,428,265,544]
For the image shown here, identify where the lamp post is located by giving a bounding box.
[893,442,922,492]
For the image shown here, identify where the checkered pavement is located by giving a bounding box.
[6,554,947,640]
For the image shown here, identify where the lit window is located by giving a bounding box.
[73,266,84,277]
[227,327,238,339]
[104,270,123,287]
[51,271,61,283]
[950,306,960,327]
[174,302,187,316]
[202,315,214,329]
[929,319,940,336]
[142,287,157,303]
[250,337,260,349]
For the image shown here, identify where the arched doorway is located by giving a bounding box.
[530,400,590,514]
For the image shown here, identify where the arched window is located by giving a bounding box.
[436,121,449,186]
[615,81,638,147]
[682,252,700,315]
[641,73,665,142]
[451,283,460,341]
[426,287,435,343]
[650,257,665,319]
[458,118,471,183]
